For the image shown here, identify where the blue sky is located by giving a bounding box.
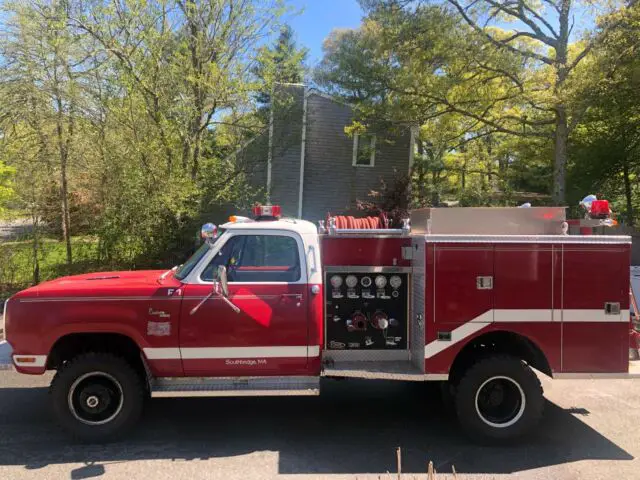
[285,0,364,66]
[281,0,596,68]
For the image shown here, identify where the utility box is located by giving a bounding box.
[410,207,567,235]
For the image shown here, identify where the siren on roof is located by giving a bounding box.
[252,204,281,220]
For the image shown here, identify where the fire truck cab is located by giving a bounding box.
[3,204,638,443]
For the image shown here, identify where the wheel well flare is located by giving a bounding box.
[449,331,552,385]
[47,333,143,373]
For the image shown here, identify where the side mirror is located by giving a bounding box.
[200,223,218,244]
[217,265,229,297]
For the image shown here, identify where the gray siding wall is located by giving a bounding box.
[241,89,411,222]
[301,93,411,222]
[238,133,269,200]
[270,87,304,218]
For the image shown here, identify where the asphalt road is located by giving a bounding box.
[0,372,638,480]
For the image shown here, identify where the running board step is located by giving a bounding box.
[322,361,428,381]
[151,376,319,398]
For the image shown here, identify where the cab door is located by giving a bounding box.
[179,231,310,376]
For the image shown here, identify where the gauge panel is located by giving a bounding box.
[325,272,408,350]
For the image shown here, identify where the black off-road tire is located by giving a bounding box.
[50,352,145,443]
[439,381,457,416]
[455,355,544,443]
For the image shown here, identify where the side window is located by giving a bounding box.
[201,234,301,283]
[201,236,243,282]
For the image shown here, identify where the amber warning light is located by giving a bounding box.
[252,204,281,220]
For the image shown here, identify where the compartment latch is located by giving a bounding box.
[476,276,493,290]
[605,302,620,315]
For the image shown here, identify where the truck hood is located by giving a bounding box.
[15,270,174,298]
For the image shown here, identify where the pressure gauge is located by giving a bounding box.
[375,275,387,289]
[390,275,402,289]
[345,275,358,288]
[361,276,372,288]
[330,275,343,289]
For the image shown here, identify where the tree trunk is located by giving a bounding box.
[553,105,568,205]
[31,209,40,285]
[623,157,634,226]
[185,0,204,181]
[550,0,571,205]
[59,155,72,264]
[54,90,72,265]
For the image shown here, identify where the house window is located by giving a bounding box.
[352,133,376,167]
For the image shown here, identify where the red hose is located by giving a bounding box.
[330,214,390,229]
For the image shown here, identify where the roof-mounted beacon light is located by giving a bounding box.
[228,215,253,224]
[252,204,281,220]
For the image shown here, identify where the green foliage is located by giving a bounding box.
[253,25,308,108]
[0,0,291,290]
[567,3,640,225]
[315,3,555,207]
[0,0,305,293]
[0,237,99,296]
[0,161,15,216]
[317,0,640,210]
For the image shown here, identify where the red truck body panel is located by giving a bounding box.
[321,236,411,267]
[179,282,312,376]
[4,216,633,381]
[424,241,631,375]
[6,271,184,376]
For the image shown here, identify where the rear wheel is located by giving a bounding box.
[50,352,144,442]
[455,355,543,443]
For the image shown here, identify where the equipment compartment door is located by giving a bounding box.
[180,232,310,376]
[561,244,629,373]
[431,244,494,328]
[425,243,494,372]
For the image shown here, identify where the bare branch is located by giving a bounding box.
[483,0,557,46]
[447,0,555,65]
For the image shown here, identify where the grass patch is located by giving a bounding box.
[0,210,29,221]
[0,236,101,296]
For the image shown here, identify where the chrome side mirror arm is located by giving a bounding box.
[189,266,240,316]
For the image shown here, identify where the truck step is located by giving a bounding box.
[322,360,426,381]
[150,376,320,398]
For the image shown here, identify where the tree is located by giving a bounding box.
[253,24,308,109]
[568,3,640,225]
[0,0,95,264]
[0,0,289,279]
[398,0,630,204]
[316,4,548,205]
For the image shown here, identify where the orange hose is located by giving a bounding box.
[330,215,389,230]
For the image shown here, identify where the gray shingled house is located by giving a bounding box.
[232,85,415,223]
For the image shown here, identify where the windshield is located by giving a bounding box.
[174,233,223,280]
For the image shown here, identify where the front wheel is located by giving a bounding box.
[50,352,144,442]
[455,355,544,443]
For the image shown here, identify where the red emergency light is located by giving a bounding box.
[590,200,610,219]
[252,204,281,220]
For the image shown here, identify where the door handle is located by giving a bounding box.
[280,293,302,307]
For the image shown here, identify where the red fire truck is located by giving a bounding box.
[2,204,638,442]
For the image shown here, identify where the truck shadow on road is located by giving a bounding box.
[0,378,633,475]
